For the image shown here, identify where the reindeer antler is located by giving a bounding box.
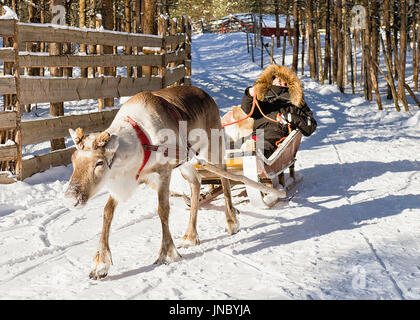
[74,128,86,145]
[69,127,87,150]
[93,132,111,149]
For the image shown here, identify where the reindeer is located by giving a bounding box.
[65,86,239,280]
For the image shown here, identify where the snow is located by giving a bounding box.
[1,31,420,300]
[0,6,18,20]
[0,139,15,147]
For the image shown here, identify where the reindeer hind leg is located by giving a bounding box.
[178,163,201,248]
[216,128,240,235]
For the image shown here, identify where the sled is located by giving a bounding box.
[189,129,303,208]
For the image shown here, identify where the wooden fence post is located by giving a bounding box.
[96,15,105,111]
[12,19,22,180]
[184,16,192,85]
[158,15,168,89]
[179,15,186,85]
[49,0,66,151]
[170,17,177,69]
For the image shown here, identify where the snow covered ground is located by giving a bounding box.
[1,31,420,300]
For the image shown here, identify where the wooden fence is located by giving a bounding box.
[0,15,192,183]
[193,14,254,34]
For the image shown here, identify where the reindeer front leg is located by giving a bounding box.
[154,170,182,264]
[89,196,117,280]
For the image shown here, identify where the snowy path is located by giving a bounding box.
[0,32,420,299]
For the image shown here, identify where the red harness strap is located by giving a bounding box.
[126,115,152,180]
[126,107,186,180]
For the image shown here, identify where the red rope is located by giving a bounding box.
[222,90,292,148]
[222,93,285,128]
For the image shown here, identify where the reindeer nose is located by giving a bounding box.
[64,185,82,208]
[64,185,76,199]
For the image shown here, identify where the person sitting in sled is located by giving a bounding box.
[240,64,317,158]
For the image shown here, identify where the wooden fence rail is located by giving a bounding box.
[0,15,192,183]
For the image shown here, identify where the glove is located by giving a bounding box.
[280,105,316,136]
[276,112,289,125]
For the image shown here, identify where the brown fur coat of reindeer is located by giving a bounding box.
[65,86,239,280]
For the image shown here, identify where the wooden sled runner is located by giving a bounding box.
[187,129,303,208]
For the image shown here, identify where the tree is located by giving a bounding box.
[142,0,157,76]
[79,0,87,77]
[397,0,409,111]
[306,0,317,80]
[102,0,115,108]
[292,0,299,72]
[324,0,331,84]
[336,0,344,92]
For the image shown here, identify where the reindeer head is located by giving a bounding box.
[65,128,119,207]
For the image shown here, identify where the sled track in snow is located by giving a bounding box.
[330,141,406,300]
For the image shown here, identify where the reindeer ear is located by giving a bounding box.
[103,134,119,165]
[105,134,119,154]
[69,128,85,150]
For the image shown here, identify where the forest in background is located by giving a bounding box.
[1,0,419,112]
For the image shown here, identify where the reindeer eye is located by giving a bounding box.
[95,160,105,168]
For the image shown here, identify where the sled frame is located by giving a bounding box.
[190,129,303,208]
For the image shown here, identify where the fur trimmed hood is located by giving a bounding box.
[254,65,304,107]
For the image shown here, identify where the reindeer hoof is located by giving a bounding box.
[89,251,112,280]
[89,269,108,280]
[225,220,240,235]
[154,247,182,265]
[177,234,200,248]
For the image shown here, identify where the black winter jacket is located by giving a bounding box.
[240,85,317,137]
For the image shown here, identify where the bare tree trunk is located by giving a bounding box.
[397,0,409,111]
[384,0,393,99]
[125,0,133,77]
[336,0,344,92]
[416,4,420,92]
[87,0,96,78]
[331,2,337,83]
[286,1,293,46]
[392,2,399,82]
[316,1,323,82]
[324,0,332,84]
[282,27,287,65]
[25,1,38,113]
[143,0,157,76]
[344,0,354,93]
[343,0,348,87]
[292,0,300,73]
[413,0,419,91]
[380,35,401,111]
[102,0,114,107]
[306,0,317,79]
[133,0,143,78]
[300,16,305,75]
[369,0,382,109]
[79,0,87,78]
[362,0,372,101]
[63,1,73,78]
[275,0,280,48]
